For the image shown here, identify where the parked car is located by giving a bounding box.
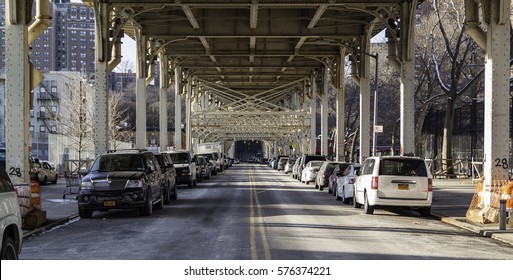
[0,148,5,169]
[327,162,351,194]
[77,149,165,218]
[195,155,212,180]
[0,163,23,259]
[316,161,345,191]
[277,157,289,171]
[353,156,433,216]
[291,157,301,179]
[154,152,177,204]
[298,154,327,181]
[301,160,324,184]
[274,155,287,170]
[335,163,361,204]
[163,150,197,188]
[31,159,58,185]
[195,153,218,175]
[284,158,295,174]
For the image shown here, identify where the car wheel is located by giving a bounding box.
[163,183,170,205]
[43,176,48,184]
[139,190,153,216]
[341,187,348,204]
[170,186,178,200]
[418,207,431,217]
[78,208,93,218]
[335,188,342,201]
[187,181,193,188]
[51,175,58,184]
[154,188,164,210]
[193,178,197,186]
[364,192,374,214]
[1,236,18,260]
[353,188,361,208]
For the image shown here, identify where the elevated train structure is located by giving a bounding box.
[3,1,512,216]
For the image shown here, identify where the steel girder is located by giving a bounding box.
[80,0,418,150]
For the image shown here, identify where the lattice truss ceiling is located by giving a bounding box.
[84,0,413,141]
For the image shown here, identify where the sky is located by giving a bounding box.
[120,37,137,72]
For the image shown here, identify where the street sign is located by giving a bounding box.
[374,125,383,133]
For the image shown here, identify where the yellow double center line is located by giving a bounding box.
[249,169,272,260]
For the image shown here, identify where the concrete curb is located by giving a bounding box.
[431,212,513,247]
[23,213,80,238]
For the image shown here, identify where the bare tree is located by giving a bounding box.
[51,73,95,169]
[431,0,485,174]
[108,90,133,149]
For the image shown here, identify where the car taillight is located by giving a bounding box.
[428,178,433,191]
[371,176,378,190]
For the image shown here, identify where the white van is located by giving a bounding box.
[163,150,197,188]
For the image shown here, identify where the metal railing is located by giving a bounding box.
[425,158,483,180]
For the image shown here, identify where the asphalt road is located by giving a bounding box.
[19,163,513,260]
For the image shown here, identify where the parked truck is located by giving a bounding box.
[196,142,225,173]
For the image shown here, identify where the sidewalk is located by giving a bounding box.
[23,178,513,247]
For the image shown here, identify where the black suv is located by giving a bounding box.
[77,149,165,218]
[154,152,178,203]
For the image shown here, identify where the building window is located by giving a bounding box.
[51,86,57,93]
[40,126,46,133]
[50,126,57,133]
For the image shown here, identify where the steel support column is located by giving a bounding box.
[159,52,169,151]
[359,37,371,163]
[174,66,182,149]
[320,67,329,156]
[93,2,110,155]
[336,48,346,161]
[135,33,147,149]
[400,60,415,156]
[4,0,30,184]
[399,2,416,156]
[185,77,192,150]
[310,75,317,154]
[483,0,511,184]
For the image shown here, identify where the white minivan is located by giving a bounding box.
[353,156,433,216]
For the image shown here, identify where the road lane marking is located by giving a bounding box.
[249,168,272,260]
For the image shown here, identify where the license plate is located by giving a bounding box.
[398,184,409,190]
[103,201,116,207]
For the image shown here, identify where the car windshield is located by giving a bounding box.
[379,159,427,177]
[92,154,146,172]
[310,161,324,167]
[197,153,214,161]
[168,153,189,164]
